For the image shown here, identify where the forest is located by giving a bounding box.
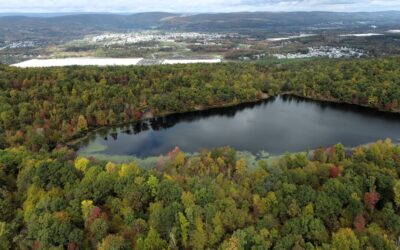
[1,139,400,249]
[1,57,400,151]
[1,57,400,249]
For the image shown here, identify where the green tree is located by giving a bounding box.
[138,228,167,250]
[0,110,15,130]
[0,222,12,250]
[178,212,189,248]
[393,180,400,208]
[191,217,207,250]
[90,218,109,242]
[98,235,129,250]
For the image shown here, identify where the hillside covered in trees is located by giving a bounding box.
[1,57,400,249]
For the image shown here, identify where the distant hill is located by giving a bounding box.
[0,13,93,17]
[0,12,178,41]
[160,11,400,32]
[1,11,400,41]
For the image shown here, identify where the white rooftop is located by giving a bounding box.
[339,33,383,37]
[161,59,222,65]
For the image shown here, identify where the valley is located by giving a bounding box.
[2,12,400,65]
[1,10,400,250]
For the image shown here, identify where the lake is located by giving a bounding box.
[78,95,400,158]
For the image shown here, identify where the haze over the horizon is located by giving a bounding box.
[1,0,400,13]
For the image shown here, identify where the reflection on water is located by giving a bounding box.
[78,95,400,158]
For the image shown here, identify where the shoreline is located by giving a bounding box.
[66,94,273,148]
[288,93,400,114]
[77,139,399,166]
[68,92,400,149]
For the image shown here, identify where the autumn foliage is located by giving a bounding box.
[1,59,400,249]
[329,165,340,178]
[363,191,380,210]
[353,214,366,233]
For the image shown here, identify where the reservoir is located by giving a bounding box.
[78,95,400,158]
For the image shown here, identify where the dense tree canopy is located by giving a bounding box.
[0,57,400,249]
[1,140,400,249]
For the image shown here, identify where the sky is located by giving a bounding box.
[0,0,400,13]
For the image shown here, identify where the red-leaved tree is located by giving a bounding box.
[363,191,379,210]
[89,207,102,224]
[329,165,340,178]
[353,214,366,233]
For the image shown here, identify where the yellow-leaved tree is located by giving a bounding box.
[75,157,90,172]
[77,115,88,132]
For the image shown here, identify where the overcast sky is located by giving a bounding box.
[1,0,400,13]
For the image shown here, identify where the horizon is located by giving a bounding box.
[1,10,400,17]
[2,0,400,13]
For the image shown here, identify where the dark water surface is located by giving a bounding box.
[78,95,400,158]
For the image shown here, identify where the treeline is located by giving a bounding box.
[1,57,400,151]
[1,140,400,249]
[272,57,400,110]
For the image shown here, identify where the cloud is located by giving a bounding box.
[0,0,400,12]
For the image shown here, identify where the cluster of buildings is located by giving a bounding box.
[273,46,365,59]
[238,53,267,61]
[0,40,38,50]
[88,31,237,45]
